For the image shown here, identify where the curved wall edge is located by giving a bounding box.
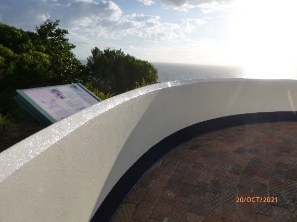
[1,79,297,221]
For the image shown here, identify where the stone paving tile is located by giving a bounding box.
[142,184,163,204]
[178,182,198,198]
[159,189,176,203]
[182,168,200,185]
[257,167,272,180]
[198,171,212,183]
[188,195,208,216]
[186,212,204,222]
[112,202,136,222]
[112,122,297,222]
[155,173,171,188]
[255,203,273,216]
[221,205,241,222]
[238,202,257,222]
[149,200,173,220]
[257,215,274,222]
[161,163,177,175]
[131,201,154,221]
[229,164,243,175]
[212,171,227,181]
[253,182,268,196]
[254,176,269,185]
[147,219,159,222]
[126,186,147,205]
[148,161,164,176]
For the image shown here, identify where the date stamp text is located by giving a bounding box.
[236,196,278,203]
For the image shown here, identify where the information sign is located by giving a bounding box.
[14,83,101,126]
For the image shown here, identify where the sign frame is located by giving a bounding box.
[14,83,101,126]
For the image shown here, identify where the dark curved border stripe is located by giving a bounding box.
[90,111,297,222]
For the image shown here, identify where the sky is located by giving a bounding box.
[1,0,297,70]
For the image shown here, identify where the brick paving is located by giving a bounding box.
[112,122,297,222]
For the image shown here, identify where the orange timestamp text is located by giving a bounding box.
[236,196,278,203]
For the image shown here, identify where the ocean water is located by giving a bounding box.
[153,63,245,82]
[152,62,297,82]
[80,59,297,82]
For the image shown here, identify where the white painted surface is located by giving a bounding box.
[1,79,297,221]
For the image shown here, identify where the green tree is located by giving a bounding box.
[0,23,33,54]
[86,47,158,95]
[34,19,86,84]
[0,21,86,116]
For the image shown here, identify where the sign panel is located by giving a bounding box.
[15,83,101,126]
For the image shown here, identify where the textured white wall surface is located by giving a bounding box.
[1,79,297,221]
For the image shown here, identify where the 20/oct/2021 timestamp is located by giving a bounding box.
[236,196,278,203]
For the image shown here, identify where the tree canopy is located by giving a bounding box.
[35,20,86,84]
[0,20,158,117]
[0,19,159,153]
[87,47,158,95]
[0,20,86,115]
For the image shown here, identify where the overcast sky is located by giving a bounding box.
[1,0,297,68]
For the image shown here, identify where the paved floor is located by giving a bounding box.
[112,122,297,222]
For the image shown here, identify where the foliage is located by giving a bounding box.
[0,21,159,117]
[86,47,158,95]
[34,20,86,85]
[0,114,11,133]
[0,20,87,116]
[93,89,115,100]
[0,113,19,144]
[0,20,159,152]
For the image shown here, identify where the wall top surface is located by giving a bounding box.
[1,78,296,183]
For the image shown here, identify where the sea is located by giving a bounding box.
[80,60,297,82]
[152,63,244,82]
[152,62,297,83]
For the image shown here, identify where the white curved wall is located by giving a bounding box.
[1,79,297,221]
